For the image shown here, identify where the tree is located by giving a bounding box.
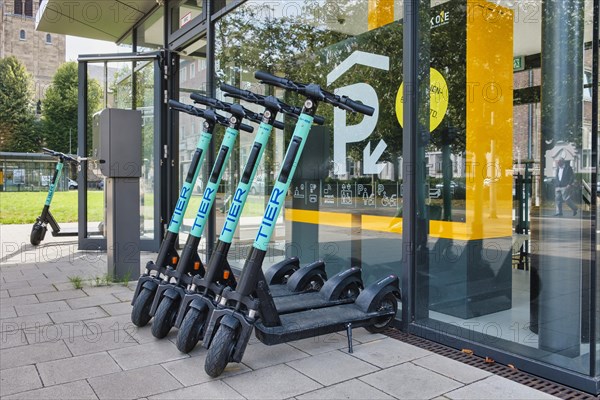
[42,62,102,154]
[0,56,40,152]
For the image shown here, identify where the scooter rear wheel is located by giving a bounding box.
[300,274,325,292]
[30,223,46,246]
[339,282,361,300]
[365,293,398,333]
[177,307,206,353]
[205,324,236,378]
[131,287,154,327]
[151,296,179,338]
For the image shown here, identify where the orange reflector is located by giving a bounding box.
[223,270,230,280]
[172,256,178,265]
[194,261,201,270]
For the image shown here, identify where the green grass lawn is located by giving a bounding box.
[0,191,105,224]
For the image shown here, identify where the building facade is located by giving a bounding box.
[1,0,65,102]
[36,0,599,394]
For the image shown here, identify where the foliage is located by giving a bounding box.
[42,62,103,154]
[0,56,40,152]
[68,275,83,290]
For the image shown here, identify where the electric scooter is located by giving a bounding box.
[203,71,400,377]
[174,84,362,353]
[148,95,275,338]
[30,148,83,246]
[131,100,254,327]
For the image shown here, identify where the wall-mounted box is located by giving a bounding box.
[92,108,142,178]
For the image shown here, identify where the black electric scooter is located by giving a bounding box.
[202,72,400,377]
[148,95,276,338]
[131,99,254,327]
[30,148,84,246]
[174,84,363,353]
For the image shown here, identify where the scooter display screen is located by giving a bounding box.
[241,143,262,184]
[210,146,229,183]
[278,136,302,184]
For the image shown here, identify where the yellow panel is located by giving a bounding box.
[284,209,353,228]
[368,0,395,30]
[361,215,402,233]
[465,0,514,240]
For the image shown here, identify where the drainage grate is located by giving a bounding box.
[384,328,597,400]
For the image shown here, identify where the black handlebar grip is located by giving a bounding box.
[344,97,375,116]
[272,120,285,130]
[168,99,193,114]
[313,115,325,125]
[239,123,254,133]
[254,70,290,87]
[220,83,254,99]
[190,93,218,107]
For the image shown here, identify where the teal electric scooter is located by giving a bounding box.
[203,71,399,377]
[30,148,82,246]
[148,95,278,338]
[131,99,254,327]
[174,84,363,353]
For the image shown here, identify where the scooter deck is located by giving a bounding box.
[254,304,394,345]
[272,291,354,314]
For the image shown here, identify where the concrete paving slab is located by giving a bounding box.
[0,328,28,348]
[0,365,42,397]
[360,363,463,399]
[4,379,98,400]
[82,285,134,297]
[149,380,244,400]
[112,290,134,302]
[66,293,120,309]
[1,305,16,318]
[15,300,71,316]
[162,353,251,387]
[0,294,39,307]
[64,327,138,355]
[100,301,134,316]
[242,342,310,370]
[0,280,32,291]
[287,332,359,355]
[224,364,322,400]
[89,365,182,400]
[349,328,388,343]
[36,289,87,302]
[52,282,77,291]
[0,313,53,332]
[127,324,178,344]
[297,378,394,400]
[49,306,108,324]
[38,351,122,386]
[109,340,189,370]
[0,289,9,298]
[8,284,56,297]
[83,313,133,333]
[287,349,379,386]
[351,338,432,368]
[413,354,492,384]
[24,321,89,344]
[0,339,71,369]
[445,375,559,399]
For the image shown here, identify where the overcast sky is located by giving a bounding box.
[66,36,126,61]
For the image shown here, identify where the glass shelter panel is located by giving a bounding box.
[213,1,405,289]
[412,0,596,376]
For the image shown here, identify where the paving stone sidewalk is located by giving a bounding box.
[0,224,557,399]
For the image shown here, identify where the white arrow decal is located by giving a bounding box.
[327,51,390,85]
[363,140,387,174]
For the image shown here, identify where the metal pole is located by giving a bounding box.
[206,0,216,260]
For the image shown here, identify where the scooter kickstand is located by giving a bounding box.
[346,322,353,354]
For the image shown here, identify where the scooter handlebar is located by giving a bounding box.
[42,147,79,163]
[168,99,204,117]
[190,93,220,108]
[255,70,374,117]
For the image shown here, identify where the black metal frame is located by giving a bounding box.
[77,52,166,252]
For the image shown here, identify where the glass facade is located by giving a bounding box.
[70,0,599,392]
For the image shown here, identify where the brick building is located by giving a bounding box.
[0,0,65,103]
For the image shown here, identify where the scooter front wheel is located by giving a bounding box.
[30,222,46,246]
[151,296,179,338]
[176,307,206,353]
[365,293,398,333]
[205,324,236,378]
[131,287,154,327]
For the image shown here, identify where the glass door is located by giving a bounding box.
[77,52,166,252]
